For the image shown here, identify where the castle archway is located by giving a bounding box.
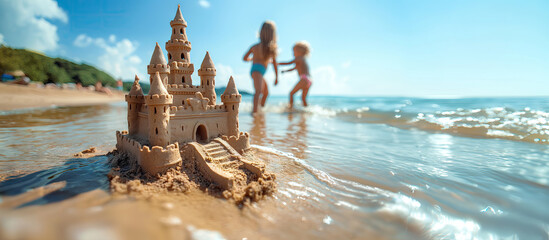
[195,124,208,143]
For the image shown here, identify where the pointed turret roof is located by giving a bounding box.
[129,74,144,96]
[148,72,169,96]
[149,42,167,65]
[223,76,239,96]
[200,51,215,69]
[171,5,187,26]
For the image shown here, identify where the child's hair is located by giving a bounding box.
[294,41,311,57]
[259,21,277,58]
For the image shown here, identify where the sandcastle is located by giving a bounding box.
[115,5,264,190]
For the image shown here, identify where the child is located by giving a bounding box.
[280,41,311,109]
[243,21,279,113]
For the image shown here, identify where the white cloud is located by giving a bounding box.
[73,34,143,80]
[73,34,93,47]
[341,60,352,69]
[198,0,211,8]
[0,33,4,45]
[0,0,67,52]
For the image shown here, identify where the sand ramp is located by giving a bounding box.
[185,138,263,190]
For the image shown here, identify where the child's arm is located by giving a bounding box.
[281,66,297,73]
[278,59,295,66]
[273,57,279,85]
[243,46,254,62]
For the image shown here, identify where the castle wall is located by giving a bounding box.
[137,112,149,139]
[116,131,143,161]
[169,110,229,143]
[167,84,204,106]
[116,131,181,175]
[139,143,181,175]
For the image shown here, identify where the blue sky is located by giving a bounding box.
[0,0,548,96]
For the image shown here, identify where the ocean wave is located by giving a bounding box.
[337,106,549,144]
[240,98,549,144]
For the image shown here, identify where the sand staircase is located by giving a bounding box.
[184,138,263,190]
[203,140,234,165]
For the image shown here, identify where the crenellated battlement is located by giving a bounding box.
[171,104,227,115]
[116,131,143,148]
[221,132,251,154]
[166,39,191,50]
[125,95,145,103]
[170,20,187,27]
[140,142,179,153]
[221,94,242,103]
[139,142,181,175]
[167,84,203,90]
[170,62,194,73]
[147,64,170,74]
[197,68,216,76]
[145,94,173,105]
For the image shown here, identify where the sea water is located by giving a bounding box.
[0,96,548,239]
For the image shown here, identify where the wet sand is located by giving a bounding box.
[0,83,123,111]
[0,149,395,240]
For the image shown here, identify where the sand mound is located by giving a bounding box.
[107,150,276,205]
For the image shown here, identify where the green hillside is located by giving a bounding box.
[0,45,251,96]
[0,45,117,87]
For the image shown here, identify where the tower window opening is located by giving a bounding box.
[168,53,171,59]
[181,53,185,59]
[182,126,184,131]
[182,76,185,83]
[232,105,235,110]
[155,128,158,135]
[129,105,131,110]
[154,107,157,114]
[180,28,183,34]
[207,80,209,86]
[173,29,175,34]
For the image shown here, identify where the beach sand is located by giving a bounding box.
[0,83,124,111]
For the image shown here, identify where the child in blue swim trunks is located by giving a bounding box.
[280,41,312,109]
[243,21,279,113]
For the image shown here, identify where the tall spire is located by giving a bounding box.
[223,76,239,96]
[129,74,144,96]
[149,42,167,65]
[171,4,187,27]
[200,51,215,69]
[149,72,169,96]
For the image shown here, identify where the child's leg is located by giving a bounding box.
[252,72,263,113]
[260,79,269,107]
[301,83,311,107]
[289,80,306,109]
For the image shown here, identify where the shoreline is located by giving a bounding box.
[0,83,124,111]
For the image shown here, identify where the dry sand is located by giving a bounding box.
[0,83,124,111]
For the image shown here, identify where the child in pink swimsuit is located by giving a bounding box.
[280,41,312,109]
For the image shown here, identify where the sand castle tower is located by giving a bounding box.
[146,72,173,147]
[166,4,194,85]
[126,75,145,135]
[221,76,241,136]
[148,43,170,86]
[198,51,216,105]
